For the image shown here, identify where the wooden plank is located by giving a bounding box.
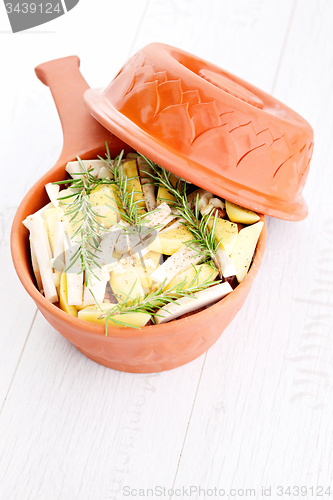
[0,213,37,409]
[173,0,333,492]
[0,312,205,499]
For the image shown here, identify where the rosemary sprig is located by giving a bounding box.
[102,266,220,333]
[54,158,111,286]
[138,154,223,275]
[100,145,152,244]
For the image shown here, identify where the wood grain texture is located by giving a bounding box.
[0,313,206,499]
[172,0,333,496]
[1,0,332,499]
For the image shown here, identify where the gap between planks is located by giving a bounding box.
[271,0,298,95]
[0,308,38,417]
[169,352,208,500]
[128,0,151,59]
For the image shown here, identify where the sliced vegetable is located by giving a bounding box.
[142,201,172,228]
[44,207,64,254]
[58,273,78,317]
[27,214,58,303]
[82,265,110,307]
[63,231,83,306]
[121,160,145,210]
[157,173,178,205]
[164,263,219,291]
[22,202,54,229]
[110,260,145,305]
[207,217,238,255]
[150,244,202,286]
[26,148,263,328]
[45,183,60,207]
[215,248,237,278]
[225,200,260,224]
[158,224,193,255]
[66,159,106,179]
[130,251,162,289]
[154,282,233,324]
[231,220,264,282]
[98,226,120,269]
[29,236,43,292]
[89,184,118,228]
[78,303,151,327]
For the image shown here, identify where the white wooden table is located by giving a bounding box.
[1,1,332,499]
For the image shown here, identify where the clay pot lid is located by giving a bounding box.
[84,42,314,221]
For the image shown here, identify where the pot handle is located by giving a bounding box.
[35,56,116,163]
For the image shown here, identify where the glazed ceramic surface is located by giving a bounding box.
[10,55,266,373]
[85,43,314,221]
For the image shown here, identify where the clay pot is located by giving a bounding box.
[11,55,266,373]
[85,43,314,221]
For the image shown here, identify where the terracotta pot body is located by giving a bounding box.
[11,56,266,373]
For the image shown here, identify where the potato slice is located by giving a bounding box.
[207,217,238,255]
[231,221,264,282]
[225,200,260,224]
[110,260,145,305]
[157,186,176,205]
[89,184,118,228]
[78,303,151,328]
[142,251,162,270]
[156,173,178,205]
[164,263,218,291]
[121,160,145,210]
[158,224,193,255]
[130,251,162,289]
[58,273,78,317]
